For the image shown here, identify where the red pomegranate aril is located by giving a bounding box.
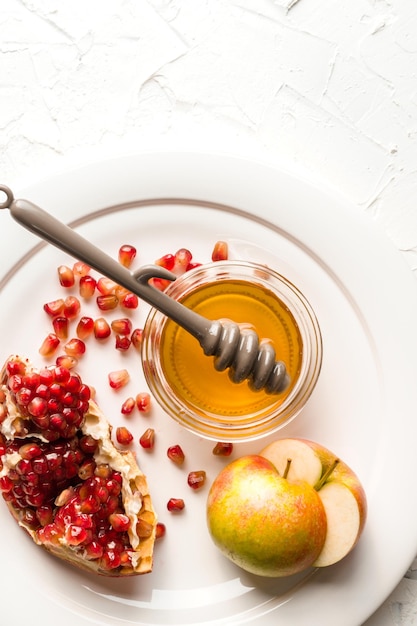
[121,397,135,415]
[136,392,151,413]
[39,368,54,386]
[73,261,91,277]
[16,387,33,405]
[101,549,122,570]
[39,333,60,357]
[130,328,143,351]
[76,316,94,340]
[36,504,54,526]
[167,498,185,512]
[186,261,202,271]
[212,441,234,456]
[22,372,41,389]
[84,540,104,560]
[174,248,192,274]
[211,240,228,261]
[155,253,175,271]
[111,318,132,336]
[28,396,48,417]
[109,513,130,532]
[65,524,89,546]
[78,459,96,480]
[19,443,43,460]
[97,277,117,295]
[79,435,99,454]
[119,292,138,310]
[43,299,65,317]
[115,335,131,351]
[94,318,111,340]
[0,476,14,492]
[79,275,97,298]
[167,444,185,465]
[139,428,155,450]
[108,369,130,390]
[53,365,71,384]
[118,245,137,268]
[56,355,78,370]
[63,296,81,320]
[97,294,119,311]
[155,522,166,539]
[57,265,75,288]
[116,427,133,446]
[64,338,86,358]
[149,277,171,291]
[187,470,206,490]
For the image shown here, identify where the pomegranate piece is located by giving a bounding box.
[76,316,94,340]
[115,335,131,351]
[167,498,185,512]
[63,296,81,320]
[0,355,157,577]
[108,369,130,390]
[139,428,155,450]
[187,470,207,490]
[167,444,185,465]
[79,275,96,298]
[130,328,143,351]
[118,245,137,268]
[155,522,166,539]
[136,392,151,413]
[94,318,111,340]
[52,316,69,340]
[173,248,192,274]
[111,318,132,336]
[43,299,65,318]
[97,277,117,296]
[211,240,228,262]
[39,333,60,358]
[119,292,139,310]
[64,338,86,358]
[212,442,234,456]
[155,253,175,271]
[73,261,91,277]
[121,397,135,415]
[116,426,133,446]
[57,265,75,288]
[96,294,119,311]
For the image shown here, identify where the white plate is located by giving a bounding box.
[1,152,417,626]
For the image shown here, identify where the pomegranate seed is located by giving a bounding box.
[111,318,132,336]
[36,504,54,526]
[167,498,185,512]
[52,316,69,340]
[212,240,228,261]
[212,442,233,456]
[118,245,137,268]
[96,294,119,311]
[39,333,60,357]
[174,248,192,274]
[115,427,133,445]
[64,338,86,358]
[155,253,175,271]
[115,335,131,351]
[119,292,138,310]
[78,459,96,480]
[155,522,166,539]
[187,470,206,490]
[187,261,202,271]
[79,435,99,454]
[55,355,78,369]
[108,369,130,390]
[139,428,155,449]
[121,397,135,415]
[76,316,94,340]
[63,296,81,320]
[109,513,130,532]
[94,318,111,339]
[149,277,171,291]
[43,299,65,317]
[53,365,71,383]
[19,443,43,460]
[72,261,90,277]
[84,541,103,560]
[167,445,185,465]
[97,277,117,295]
[79,275,96,298]
[135,392,151,413]
[57,265,75,288]
[130,328,143,351]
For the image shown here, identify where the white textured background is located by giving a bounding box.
[1,1,417,624]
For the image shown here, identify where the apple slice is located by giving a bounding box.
[312,481,361,567]
[260,438,322,486]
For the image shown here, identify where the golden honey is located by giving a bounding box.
[160,280,302,419]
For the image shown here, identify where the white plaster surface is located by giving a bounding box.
[1,1,417,624]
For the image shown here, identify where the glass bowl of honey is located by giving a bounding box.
[141,260,322,442]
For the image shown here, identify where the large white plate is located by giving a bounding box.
[1,152,417,626]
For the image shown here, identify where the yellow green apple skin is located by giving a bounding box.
[206,454,327,577]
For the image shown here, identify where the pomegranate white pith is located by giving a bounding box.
[0,354,156,577]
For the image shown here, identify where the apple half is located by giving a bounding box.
[260,438,367,567]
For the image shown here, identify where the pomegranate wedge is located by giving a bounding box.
[0,355,156,577]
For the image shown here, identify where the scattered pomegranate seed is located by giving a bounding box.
[130,328,143,351]
[149,277,171,291]
[155,253,175,271]
[96,294,119,311]
[57,265,75,288]
[63,296,81,320]
[212,240,228,262]
[121,397,135,415]
[97,277,117,296]
[56,355,78,370]
[187,470,206,490]
[167,445,185,465]
[115,335,131,351]
[76,316,94,340]
[187,261,202,271]
[155,522,166,539]
[108,369,130,390]
[39,333,60,357]
[136,392,151,413]
[173,248,193,274]
[72,261,91,277]
[118,245,137,268]
[116,426,133,445]
[79,275,97,298]
[111,318,132,335]
[139,428,155,449]
[119,292,138,310]
[167,498,185,512]
[52,316,69,340]
[43,299,65,317]
[64,338,86,358]
[212,442,234,456]
[94,318,111,340]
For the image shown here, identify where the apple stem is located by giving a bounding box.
[282,458,292,479]
[315,459,340,490]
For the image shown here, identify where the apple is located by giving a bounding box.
[206,454,327,577]
[260,438,367,567]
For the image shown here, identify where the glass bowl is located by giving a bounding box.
[141,260,322,442]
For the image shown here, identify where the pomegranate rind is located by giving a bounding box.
[0,355,156,577]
